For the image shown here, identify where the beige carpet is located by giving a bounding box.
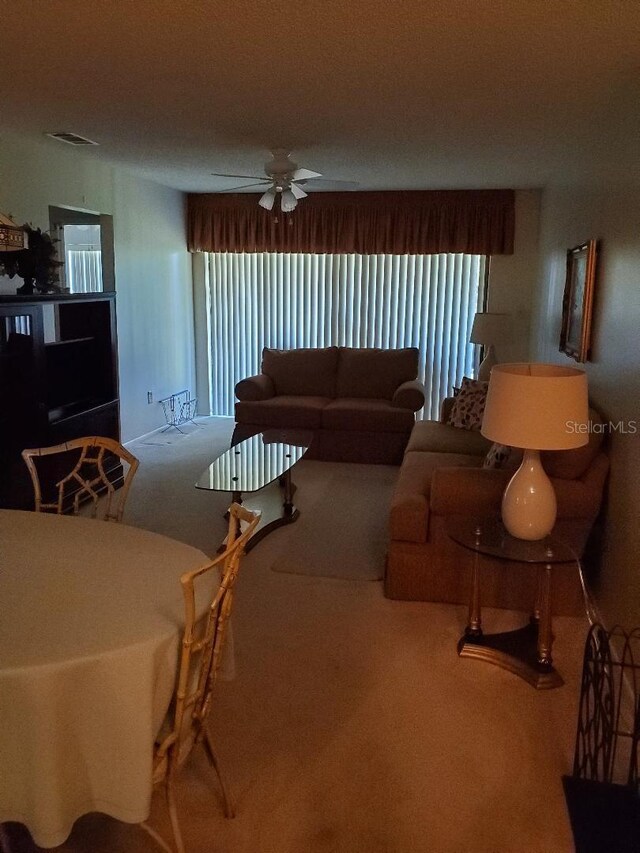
[271,463,397,581]
[139,422,201,445]
[7,417,589,853]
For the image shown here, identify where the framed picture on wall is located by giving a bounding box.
[559,239,598,362]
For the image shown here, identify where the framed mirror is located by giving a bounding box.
[49,206,115,293]
[559,239,597,363]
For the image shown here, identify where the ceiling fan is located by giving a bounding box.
[211,150,358,212]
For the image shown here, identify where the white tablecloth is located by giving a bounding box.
[0,510,221,848]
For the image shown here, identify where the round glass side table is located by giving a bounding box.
[448,517,581,690]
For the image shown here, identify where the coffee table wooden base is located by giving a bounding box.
[239,503,300,553]
[457,623,564,690]
[221,472,300,553]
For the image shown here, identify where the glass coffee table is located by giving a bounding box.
[196,429,312,551]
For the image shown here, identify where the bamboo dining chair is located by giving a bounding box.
[141,502,260,853]
[21,436,139,522]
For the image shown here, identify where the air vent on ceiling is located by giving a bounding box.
[46,132,99,146]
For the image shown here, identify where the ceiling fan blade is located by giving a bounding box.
[219,182,273,192]
[258,188,277,211]
[291,167,322,181]
[297,179,359,191]
[289,183,308,200]
[210,172,267,181]
[280,189,298,213]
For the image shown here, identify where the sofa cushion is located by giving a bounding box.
[446,377,488,430]
[406,419,491,456]
[389,450,481,543]
[321,398,415,433]
[235,396,331,429]
[336,347,418,400]
[541,408,606,480]
[262,347,339,397]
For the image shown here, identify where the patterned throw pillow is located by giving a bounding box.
[446,377,489,431]
[483,443,512,469]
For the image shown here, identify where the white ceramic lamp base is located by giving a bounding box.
[477,344,497,382]
[501,449,557,540]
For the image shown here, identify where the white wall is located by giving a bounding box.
[530,179,640,629]
[488,190,541,363]
[0,133,194,440]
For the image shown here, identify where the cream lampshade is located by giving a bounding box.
[481,363,589,540]
[469,311,509,382]
[470,312,509,381]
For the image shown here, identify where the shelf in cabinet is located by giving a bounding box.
[45,336,95,347]
[48,398,117,425]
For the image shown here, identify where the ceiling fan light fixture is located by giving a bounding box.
[258,188,276,211]
[280,189,298,213]
[212,151,358,209]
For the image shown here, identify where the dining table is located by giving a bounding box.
[0,509,226,849]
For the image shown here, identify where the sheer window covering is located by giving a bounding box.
[66,250,102,293]
[204,252,486,421]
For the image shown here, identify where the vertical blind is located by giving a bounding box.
[66,250,103,294]
[205,252,486,420]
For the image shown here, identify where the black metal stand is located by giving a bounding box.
[563,624,640,852]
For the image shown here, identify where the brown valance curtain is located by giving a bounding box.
[187,189,514,255]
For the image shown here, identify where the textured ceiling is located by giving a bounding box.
[2,0,640,191]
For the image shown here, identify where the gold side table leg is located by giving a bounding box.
[537,562,553,668]
[466,549,482,637]
[458,548,483,657]
[532,564,544,623]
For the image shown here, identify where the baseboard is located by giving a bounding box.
[124,415,234,447]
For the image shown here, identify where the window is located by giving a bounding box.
[203,252,486,420]
[62,224,103,294]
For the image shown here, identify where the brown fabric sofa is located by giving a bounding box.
[232,346,425,463]
[384,399,610,616]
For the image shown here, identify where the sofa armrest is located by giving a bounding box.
[235,373,275,402]
[392,379,426,412]
[553,452,609,522]
[431,454,609,523]
[440,396,456,424]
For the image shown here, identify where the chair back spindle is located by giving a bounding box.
[22,436,139,522]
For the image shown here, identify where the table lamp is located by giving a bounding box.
[470,312,508,380]
[0,213,27,251]
[481,363,589,540]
